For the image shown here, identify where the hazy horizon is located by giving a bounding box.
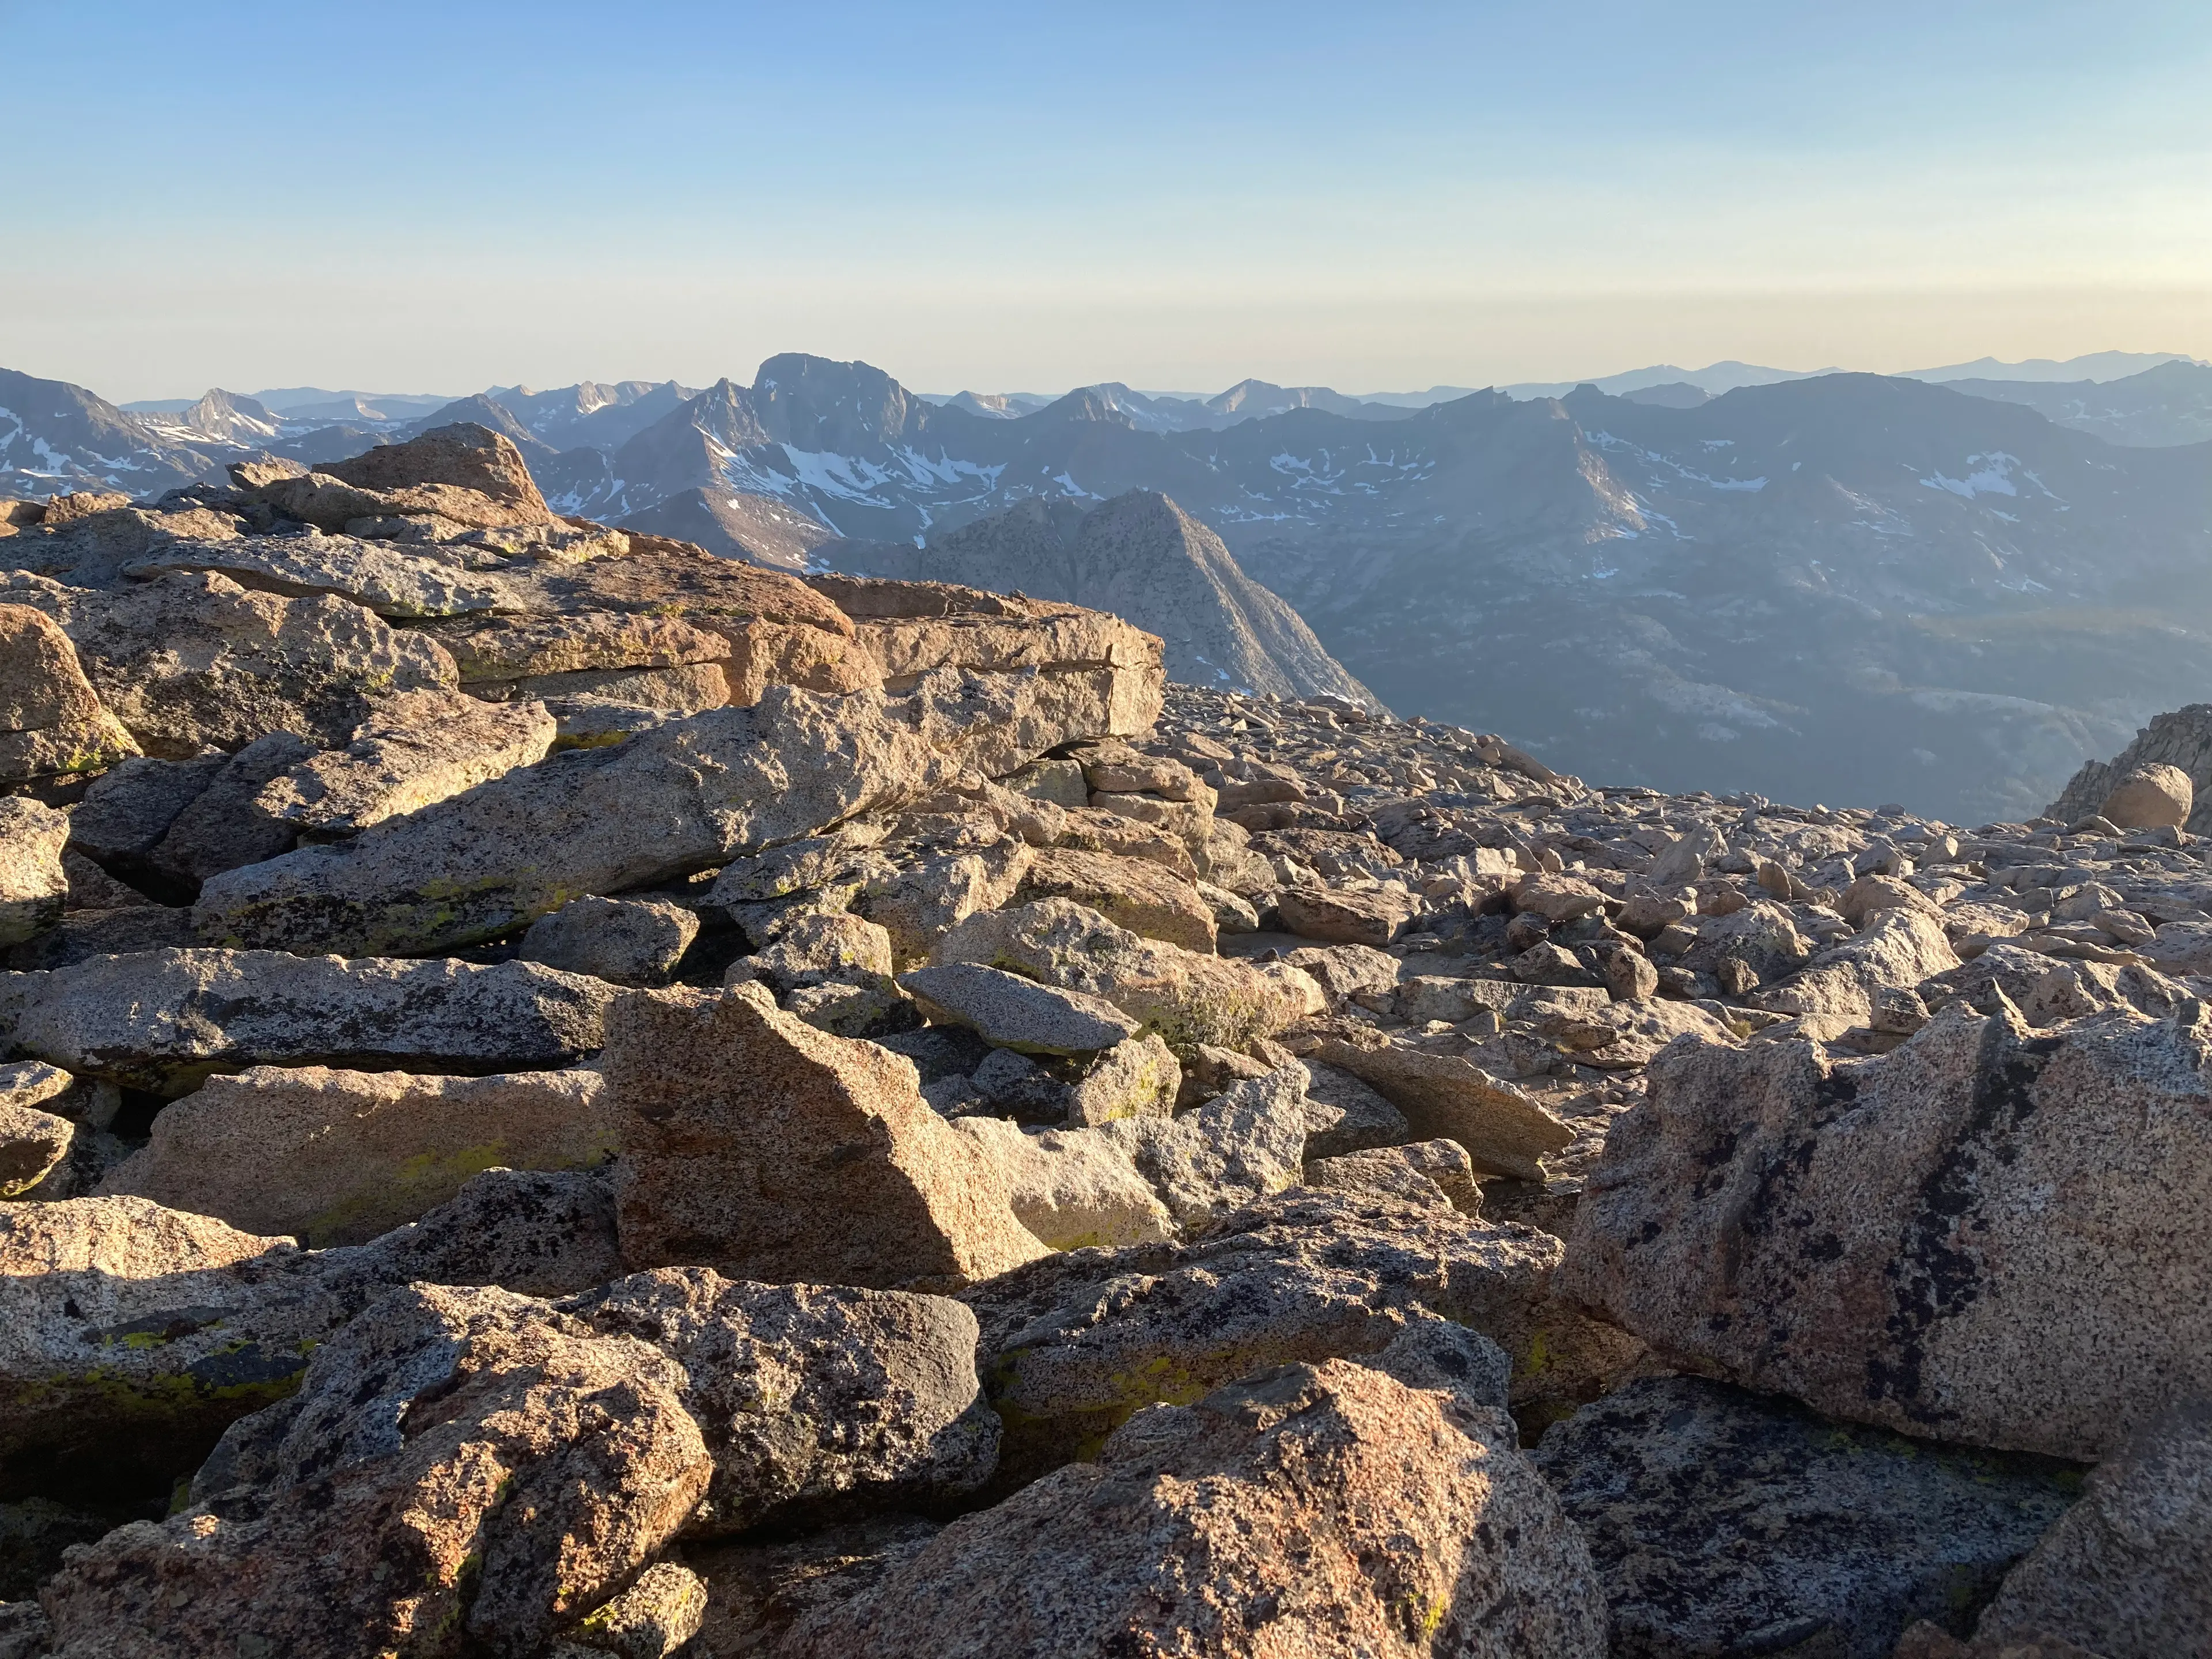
[4,1,2205,401]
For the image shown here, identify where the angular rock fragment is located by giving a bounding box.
[607,986,1046,1291]
[1011,845,1217,952]
[1536,1377,2082,1659]
[778,1358,1608,1659]
[315,421,556,521]
[899,963,1139,1055]
[522,894,702,987]
[1061,1031,1180,1124]
[933,898,1319,1050]
[1560,1002,2212,1459]
[252,688,556,835]
[0,1103,71,1196]
[198,669,1126,958]
[414,609,732,684]
[0,948,616,1093]
[949,1115,1178,1248]
[1306,1138,1481,1211]
[1275,884,1417,946]
[1312,1038,1573,1180]
[1298,1059,1414,1157]
[142,729,312,885]
[67,752,226,875]
[564,1267,1001,1536]
[99,1066,618,1245]
[0,602,136,785]
[126,532,527,618]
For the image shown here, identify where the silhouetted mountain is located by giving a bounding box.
[1938,359,2212,447]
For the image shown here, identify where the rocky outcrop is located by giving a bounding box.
[961,1188,1636,1489]
[41,1280,708,1657]
[0,1173,622,1506]
[1559,1001,2212,1460]
[195,668,1149,958]
[2048,702,2212,834]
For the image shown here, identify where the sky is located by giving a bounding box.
[3,0,2208,400]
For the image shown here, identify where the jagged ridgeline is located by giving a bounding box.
[0,419,2205,1656]
[14,352,2212,826]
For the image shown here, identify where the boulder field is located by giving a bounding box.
[0,426,2202,1655]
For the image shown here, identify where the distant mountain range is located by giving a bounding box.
[9,347,2212,822]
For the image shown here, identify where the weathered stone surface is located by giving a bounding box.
[1975,1397,2212,1659]
[0,948,616,1094]
[1560,1003,2212,1459]
[1094,1063,1309,1229]
[2097,763,2193,831]
[1276,884,1418,946]
[40,1281,707,1658]
[9,570,459,758]
[899,964,1139,1056]
[0,798,66,947]
[1755,907,1960,1021]
[728,910,894,993]
[125,532,527,618]
[607,986,1046,1291]
[1306,1138,1481,1212]
[778,1358,1607,1659]
[197,668,1124,959]
[853,834,1032,964]
[1012,845,1217,952]
[0,1104,71,1196]
[1062,1032,1180,1125]
[414,609,731,684]
[99,1066,618,1245]
[562,1267,999,1540]
[494,660,729,713]
[1285,941,1401,1006]
[950,1114,1179,1249]
[0,1172,622,1505]
[522,894,702,987]
[680,1517,942,1658]
[567,1561,708,1658]
[510,541,875,708]
[933,898,1320,1051]
[960,1188,1626,1487]
[66,752,225,873]
[5,905,219,975]
[1535,1377,2082,1659]
[0,603,136,783]
[253,689,556,835]
[317,421,555,523]
[1312,1038,1573,1181]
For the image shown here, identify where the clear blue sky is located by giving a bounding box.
[3,0,2206,398]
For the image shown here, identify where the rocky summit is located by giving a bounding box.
[0,421,2201,1656]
